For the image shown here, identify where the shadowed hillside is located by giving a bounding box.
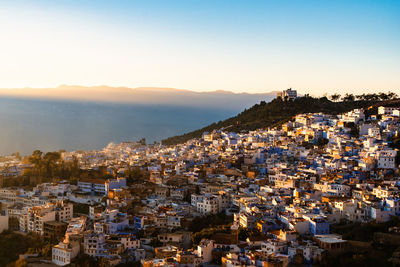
[162,96,400,145]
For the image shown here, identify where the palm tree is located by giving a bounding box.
[388,91,398,99]
[342,93,355,102]
[355,94,366,101]
[371,93,379,101]
[379,92,389,101]
[330,94,341,102]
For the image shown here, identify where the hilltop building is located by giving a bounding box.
[277,88,298,101]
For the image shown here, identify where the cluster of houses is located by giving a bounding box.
[0,102,399,266]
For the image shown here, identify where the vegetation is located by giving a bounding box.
[331,217,400,242]
[0,150,83,188]
[115,261,141,267]
[73,203,90,216]
[317,217,400,266]
[24,150,81,184]
[0,231,47,267]
[188,213,233,244]
[238,227,264,241]
[322,247,393,267]
[6,258,27,267]
[390,133,400,166]
[124,166,147,185]
[188,213,233,233]
[1,149,118,188]
[74,253,100,267]
[344,122,359,138]
[162,93,400,145]
[191,224,231,245]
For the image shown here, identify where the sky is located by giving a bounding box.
[0,0,399,95]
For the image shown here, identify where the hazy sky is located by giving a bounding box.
[0,0,399,95]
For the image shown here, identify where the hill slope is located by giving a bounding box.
[162,96,399,145]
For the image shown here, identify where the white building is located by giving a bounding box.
[342,109,365,124]
[197,239,214,263]
[19,201,73,235]
[120,235,141,250]
[55,202,74,223]
[378,106,400,116]
[377,150,397,169]
[78,179,107,195]
[0,188,22,203]
[52,241,79,266]
[52,217,86,266]
[277,88,298,101]
[19,205,56,235]
[261,239,288,255]
[84,232,107,257]
[192,194,219,215]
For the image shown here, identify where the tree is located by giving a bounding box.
[43,152,61,179]
[342,93,355,102]
[125,166,144,184]
[388,91,399,100]
[139,138,146,145]
[344,122,359,138]
[355,94,366,101]
[6,258,27,267]
[0,231,45,266]
[29,150,43,165]
[41,244,53,257]
[74,254,99,267]
[330,94,341,102]
[99,257,110,267]
[238,227,249,240]
[371,93,379,101]
[11,152,21,160]
[379,92,389,101]
[317,137,329,147]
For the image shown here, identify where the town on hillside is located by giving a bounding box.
[1,92,400,266]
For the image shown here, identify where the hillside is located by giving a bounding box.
[161,96,400,145]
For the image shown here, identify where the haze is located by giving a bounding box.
[0,1,399,95]
[0,86,275,111]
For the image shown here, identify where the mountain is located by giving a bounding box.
[0,85,276,111]
[161,96,400,145]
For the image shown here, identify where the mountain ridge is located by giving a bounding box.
[0,85,276,111]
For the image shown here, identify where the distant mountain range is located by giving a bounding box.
[0,85,276,111]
